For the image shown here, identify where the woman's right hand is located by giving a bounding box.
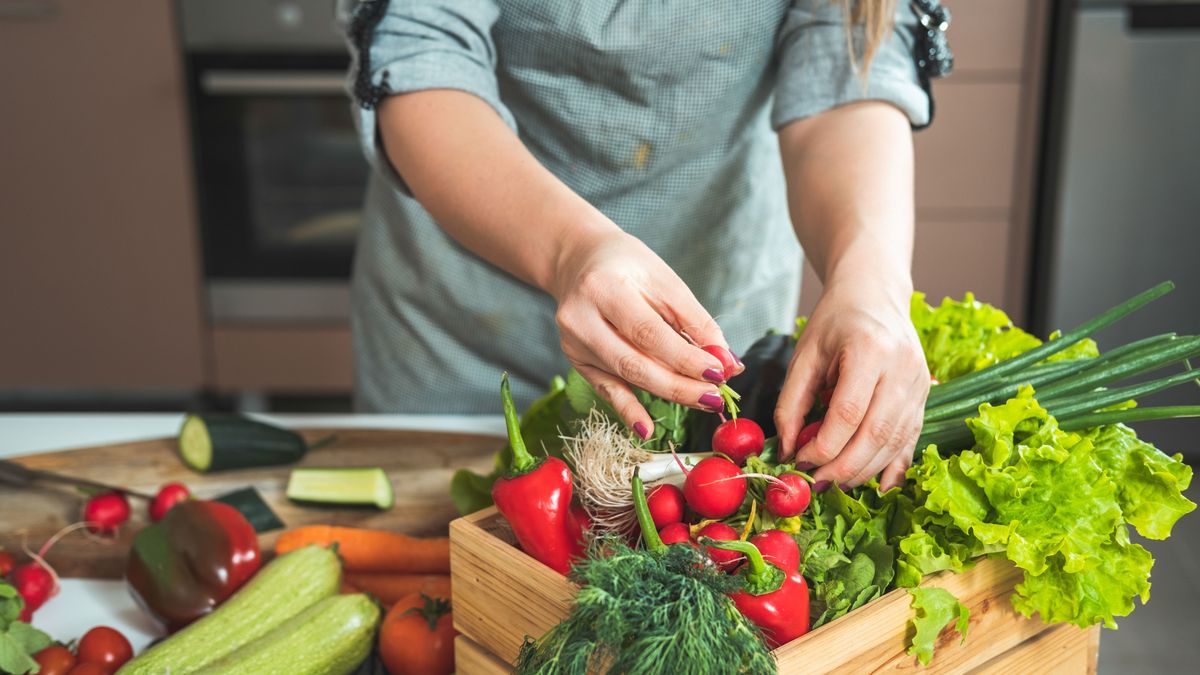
[548,228,742,439]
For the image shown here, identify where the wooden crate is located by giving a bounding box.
[450,507,1100,674]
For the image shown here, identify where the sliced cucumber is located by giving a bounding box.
[286,467,395,510]
[178,414,310,473]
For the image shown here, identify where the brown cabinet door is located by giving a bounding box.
[0,0,205,389]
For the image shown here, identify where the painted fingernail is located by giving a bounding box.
[698,391,724,411]
[839,483,853,492]
[633,421,651,440]
[812,480,832,493]
[733,353,744,366]
[702,368,726,383]
[795,461,816,471]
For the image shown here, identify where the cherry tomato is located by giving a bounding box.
[379,593,458,675]
[32,645,77,675]
[76,626,133,672]
[66,664,108,675]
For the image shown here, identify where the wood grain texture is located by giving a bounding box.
[0,428,500,578]
[973,624,1098,674]
[450,509,1097,673]
[455,635,512,675]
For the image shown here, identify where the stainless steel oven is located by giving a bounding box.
[180,0,364,322]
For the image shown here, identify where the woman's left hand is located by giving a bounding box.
[774,274,930,492]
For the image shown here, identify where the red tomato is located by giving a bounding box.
[379,593,458,675]
[66,664,108,675]
[76,626,133,672]
[32,645,77,675]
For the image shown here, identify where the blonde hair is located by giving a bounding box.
[844,0,897,71]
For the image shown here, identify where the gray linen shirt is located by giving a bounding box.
[347,0,930,412]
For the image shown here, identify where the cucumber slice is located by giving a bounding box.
[178,414,309,473]
[286,468,395,510]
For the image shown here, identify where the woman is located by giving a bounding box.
[346,0,949,491]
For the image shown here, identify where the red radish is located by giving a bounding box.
[712,418,765,466]
[82,491,130,535]
[697,522,742,571]
[12,561,55,620]
[149,482,191,522]
[0,549,13,576]
[658,522,693,546]
[796,420,822,449]
[749,529,801,574]
[76,626,133,672]
[683,457,747,519]
[701,345,739,379]
[765,473,811,518]
[646,484,685,528]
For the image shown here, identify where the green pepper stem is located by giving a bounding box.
[700,537,785,596]
[631,469,666,555]
[501,373,536,473]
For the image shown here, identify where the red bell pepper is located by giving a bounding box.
[125,499,261,631]
[491,373,584,575]
[701,537,810,647]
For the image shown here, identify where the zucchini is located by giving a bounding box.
[117,545,341,675]
[194,593,381,675]
[214,487,285,533]
[179,414,322,473]
[286,467,395,509]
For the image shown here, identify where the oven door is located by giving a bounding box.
[188,54,367,321]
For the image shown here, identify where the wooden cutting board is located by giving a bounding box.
[0,428,501,579]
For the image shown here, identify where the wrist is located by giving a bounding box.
[540,211,624,299]
[822,246,913,312]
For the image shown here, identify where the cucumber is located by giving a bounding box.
[286,467,395,509]
[117,545,341,675]
[194,593,381,675]
[179,414,314,473]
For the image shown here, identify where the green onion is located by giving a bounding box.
[1044,369,1200,419]
[1057,406,1200,431]
[1034,337,1200,400]
[924,281,1175,407]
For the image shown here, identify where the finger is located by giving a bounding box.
[774,345,822,462]
[879,452,913,492]
[794,352,881,469]
[649,282,744,377]
[575,363,656,440]
[815,374,922,488]
[568,313,723,411]
[598,290,727,384]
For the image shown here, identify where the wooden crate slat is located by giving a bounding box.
[971,624,1099,674]
[455,635,511,675]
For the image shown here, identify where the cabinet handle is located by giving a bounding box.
[0,0,57,20]
[201,71,347,96]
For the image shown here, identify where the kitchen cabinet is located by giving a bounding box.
[800,0,1047,321]
[0,0,206,390]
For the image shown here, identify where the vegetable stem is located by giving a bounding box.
[501,373,536,473]
[700,538,784,595]
[632,469,666,554]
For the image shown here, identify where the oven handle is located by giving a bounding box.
[200,71,348,96]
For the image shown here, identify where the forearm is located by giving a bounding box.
[377,89,618,293]
[778,101,915,304]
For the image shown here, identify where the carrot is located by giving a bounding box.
[340,580,361,595]
[274,525,450,574]
[346,572,452,606]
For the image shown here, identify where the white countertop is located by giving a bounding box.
[0,412,507,649]
[0,413,507,459]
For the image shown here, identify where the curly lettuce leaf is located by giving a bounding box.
[1083,424,1195,539]
[907,587,969,665]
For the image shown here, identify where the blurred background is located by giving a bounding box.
[1,0,1197,448]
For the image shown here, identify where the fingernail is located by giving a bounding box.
[702,368,726,383]
[812,480,831,493]
[839,483,853,492]
[733,353,744,366]
[795,461,816,471]
[633,421,651,440]
[698,391,724,411]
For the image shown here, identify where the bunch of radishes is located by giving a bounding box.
[2,482,191,623]
[637,345,814,571]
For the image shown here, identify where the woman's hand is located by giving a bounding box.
[774,274,929,491]
[549,228,742,439]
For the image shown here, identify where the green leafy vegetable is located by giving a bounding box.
[907,587,969,665]
[0,581,52,675]
[515,539,774,675]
